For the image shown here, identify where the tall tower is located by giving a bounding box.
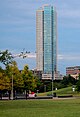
[36,5,57,80]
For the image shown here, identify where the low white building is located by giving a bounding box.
[42,71,63,80]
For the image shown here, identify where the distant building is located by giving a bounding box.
[32,69,42,79]
[36,5,57,80]
[66,66,80,79]
[32,69,63,80]
[42,71,63,80]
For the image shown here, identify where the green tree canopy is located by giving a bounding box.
[0,70,10,91]
[22,65,37,92]
[0,50,13,67]
[6,61,24,91]
[76,74,80,92]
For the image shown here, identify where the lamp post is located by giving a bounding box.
[52,72,54,97]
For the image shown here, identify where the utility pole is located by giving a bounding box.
[52,71,54,97]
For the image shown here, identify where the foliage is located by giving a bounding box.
[6,61,24,91]
[76,74,80,92]
[0,49,78,95]
[0,50,13,67]
[0,60,24,94]
[61,75,76,88]
[0,50,14,91]
[21,65,37,92]
[35,78,44,92]
[0,71,10,90]
[0,50,39,94]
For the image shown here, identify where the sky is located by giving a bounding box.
[0,0,80,75]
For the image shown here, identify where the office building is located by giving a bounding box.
[66,66,80,79]
[36,5,57,80]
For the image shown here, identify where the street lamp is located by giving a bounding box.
[52,72,54,97]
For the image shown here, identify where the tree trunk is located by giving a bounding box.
[26,90,28,100]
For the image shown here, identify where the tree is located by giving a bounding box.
[0,49,13,93]
[61,75,76,88]
[0,61,24,99]
[0,50,13,67]
[0,70,10,99]
[68,74,76,85]
[6,61,24,92]
[22,65,37,98]
[35,78,43,92]
[76,74,80,92]
[0,72,10,90]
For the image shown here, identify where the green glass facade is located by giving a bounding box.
[36,5,57,77]
[43,5,57,74]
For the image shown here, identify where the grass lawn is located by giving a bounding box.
[38,86,80,97]
[0,99,80,117]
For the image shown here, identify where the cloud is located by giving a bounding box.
[1,0,80,30]
[10,51,80,61]
[0,0,35,25]
[59,9,80,19]
[13,53,36,59]
[55,0,80,28]
[58,54,80,61]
